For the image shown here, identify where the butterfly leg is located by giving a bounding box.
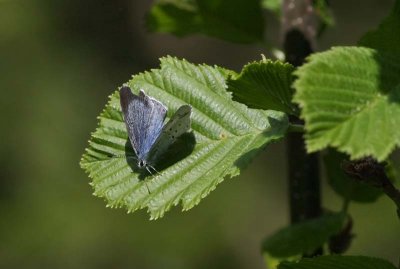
[143,166,154,194]
[143,182,151,194]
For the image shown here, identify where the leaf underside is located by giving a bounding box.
[80,57,288,219]
[262,213,346,258]
[146,0,264,43]
[294,46,400,161]
[279,255,397,269]
[323,150,383,203]
[227,60,299,116]
[359,0,400,54]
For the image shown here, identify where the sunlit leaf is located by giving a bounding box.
[80,57,288,219]
[294,46,400,161]
[262,0,281,14]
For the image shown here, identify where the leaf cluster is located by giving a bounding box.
[80,0,400,268]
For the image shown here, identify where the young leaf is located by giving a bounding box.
[262,213,346,258]
[262,0,281,15]
[227,60,299,116]
[264,254,299,269]
[279,255,397,269]
[146,0,264,44]
[294,46,400,161]
[324,150,383,203]
[315,0,334,24]
[359,0,400,54]
[80,57,289,219]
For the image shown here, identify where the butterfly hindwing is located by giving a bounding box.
[147,105,192,166]
[120,87,167,160]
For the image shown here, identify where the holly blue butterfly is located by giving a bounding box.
[120,86,192,174]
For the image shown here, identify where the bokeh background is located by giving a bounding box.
[1,0,399,268]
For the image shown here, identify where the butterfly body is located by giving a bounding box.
[119,86,191,172]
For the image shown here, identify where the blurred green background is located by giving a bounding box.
[0,1,399,268]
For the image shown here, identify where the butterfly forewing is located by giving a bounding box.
[147,105,192,165]
[120,87,167,160]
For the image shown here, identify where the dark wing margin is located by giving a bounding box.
[119,86,167,160]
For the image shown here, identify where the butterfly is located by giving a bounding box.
[119,86,192,174]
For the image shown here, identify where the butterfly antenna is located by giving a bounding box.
[144,166,154,194]
[148,165,160,175]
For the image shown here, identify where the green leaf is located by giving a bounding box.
[146,0,264,44]
[262,213,346,258]
[294,46,400,161]
[227,60,298,115]
[314,0,334,27]
[314,0,335,37]
[80,57,288,219]
[264,254,299,269]
[359,0,400,54]
[324,150,383,203]
[262,0,281,14]
[279,255,397,269]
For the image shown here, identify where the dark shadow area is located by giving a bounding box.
[373,50,400,103]
[124,132,196,180]
[0,152,18,201]
[284,29,313,67]
[155,132,196,171]
[234,116,287,170]
[374,50,400,103]
[124,140,141,174]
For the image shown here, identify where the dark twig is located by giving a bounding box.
[283,0,321,223]
[329,216,354,254]
[342,157,400,219]
[282,0,322,256]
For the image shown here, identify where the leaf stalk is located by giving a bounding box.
[288,123,305,133]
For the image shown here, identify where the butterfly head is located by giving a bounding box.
[138,159,147,168]
[138,159,158,176]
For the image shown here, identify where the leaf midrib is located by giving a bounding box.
[145,133,264,216]
[166,65,262,134]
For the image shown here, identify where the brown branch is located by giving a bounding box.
[282,0,321,224]
[342,157,400,219]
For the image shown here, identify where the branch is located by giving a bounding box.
[342,157,400,219]
[282,0,321,223]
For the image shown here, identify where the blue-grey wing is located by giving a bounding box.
[119,86,167,160]
[147,105,192,165]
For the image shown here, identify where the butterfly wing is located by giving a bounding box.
[147,105,192,166]
[119,86,167,160]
